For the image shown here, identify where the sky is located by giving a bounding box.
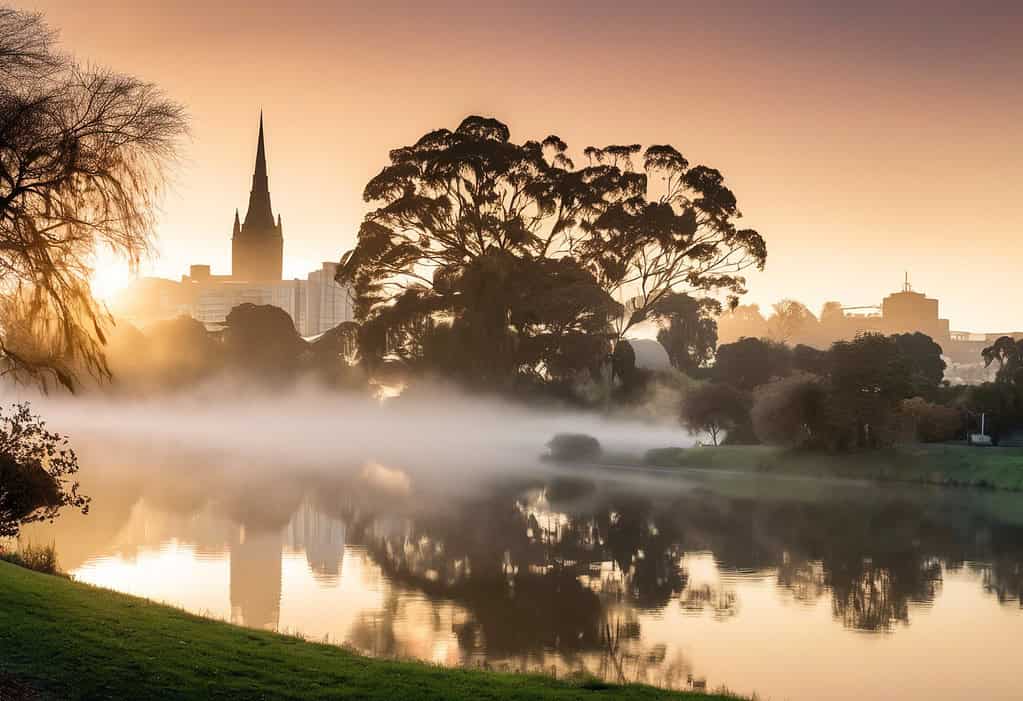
[24,0,1023,332]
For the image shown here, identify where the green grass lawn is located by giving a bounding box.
[643,443,1023,492]
[0,562,737,701]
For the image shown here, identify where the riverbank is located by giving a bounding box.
[0,562,738,701]
[642,443,1023,491]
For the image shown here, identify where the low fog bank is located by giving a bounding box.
[20,384,696,482]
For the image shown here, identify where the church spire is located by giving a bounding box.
[232,112,283,282]
[243,111,274,231]
[254,111,267,184]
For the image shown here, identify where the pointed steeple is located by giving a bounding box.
[232,111,283,282]
[254,111,267,184]
[243,112,274,231]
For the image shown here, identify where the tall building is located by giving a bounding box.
[306,262,354,337]
[878,280,950,343]
[231,114,284,282]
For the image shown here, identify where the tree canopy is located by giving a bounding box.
[982,336,1023,386]
[337,116,764,390]
[651,292,720,373]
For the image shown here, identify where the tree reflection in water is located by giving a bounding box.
[22,443,1023,689]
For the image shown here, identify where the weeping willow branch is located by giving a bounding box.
[0,5,187,390]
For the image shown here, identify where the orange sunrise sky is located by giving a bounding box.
[24,0,1023,332]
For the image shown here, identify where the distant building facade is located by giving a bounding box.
[842,279,951,344]
[113,115,353,336]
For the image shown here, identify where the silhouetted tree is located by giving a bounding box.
[982,336,1023,386]
[716,303,768,344]
[223,304,307,378]
[966,381,1022,440]
[792,344,829,375]
[712,337,791,391]
[650,292,720,373]
[900,397,963,443]
[819,301,847,341]
[0,7,186,389]
[751,372,828,447]
[0,402,88,538]
[892,332,946,397]
[337,116,764,389]
[767,299,818,345]
[827,334,913,450]
[681,382,750,446]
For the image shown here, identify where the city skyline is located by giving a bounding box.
[26,0,1023,332]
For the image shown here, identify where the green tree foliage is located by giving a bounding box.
[0,8,186,390]
[650,292,720,373]
[712,337,792,391]
[0,403,88,538]
[968,336,1023,437]
[900,397,963,443]
[792,344,829,375]
[751,373,828,448]
[680,382,751,446]
[827,334,914,450]
[746,333,942,451]
[982,336,1023,385]
[546,433,602,462]
[966,381,1023,440]
[892,332,946,397]
[338,116,765,391]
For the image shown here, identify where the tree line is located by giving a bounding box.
[676,332,1023,449]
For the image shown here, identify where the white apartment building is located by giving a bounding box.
[183,263,352,336]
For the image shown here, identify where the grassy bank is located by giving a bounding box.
[643,443,1023,491]
[0,562,737,701]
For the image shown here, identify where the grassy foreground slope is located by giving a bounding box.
[643,444,1023,491]
[0,563,735,701]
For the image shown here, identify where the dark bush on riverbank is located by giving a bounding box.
[0,542,59,575]
[0,403,89,539]
[901,397,964,443]
[547,434,602,462]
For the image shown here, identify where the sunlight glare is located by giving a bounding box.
[90,256,133,303]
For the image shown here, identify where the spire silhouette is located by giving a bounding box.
[243,112,274,231]
[232,112,284,281]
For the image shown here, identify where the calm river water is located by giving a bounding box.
[22,435,1023,701]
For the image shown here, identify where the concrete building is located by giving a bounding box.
[878,284,950,343]
[306,262,354,337]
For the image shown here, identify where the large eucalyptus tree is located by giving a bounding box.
[338,116,765,388]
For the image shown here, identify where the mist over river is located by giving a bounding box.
[18,395,1023,701]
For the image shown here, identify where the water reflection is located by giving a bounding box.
[20,439,1023,701]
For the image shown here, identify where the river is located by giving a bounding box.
[20,428,1023,701]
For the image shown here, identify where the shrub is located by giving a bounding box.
[0,542,59,574]
[751,373,828,448]
[901,397,964,443]
[0,403,89,539]
[546,434,602,462]
[680,382,751,446]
